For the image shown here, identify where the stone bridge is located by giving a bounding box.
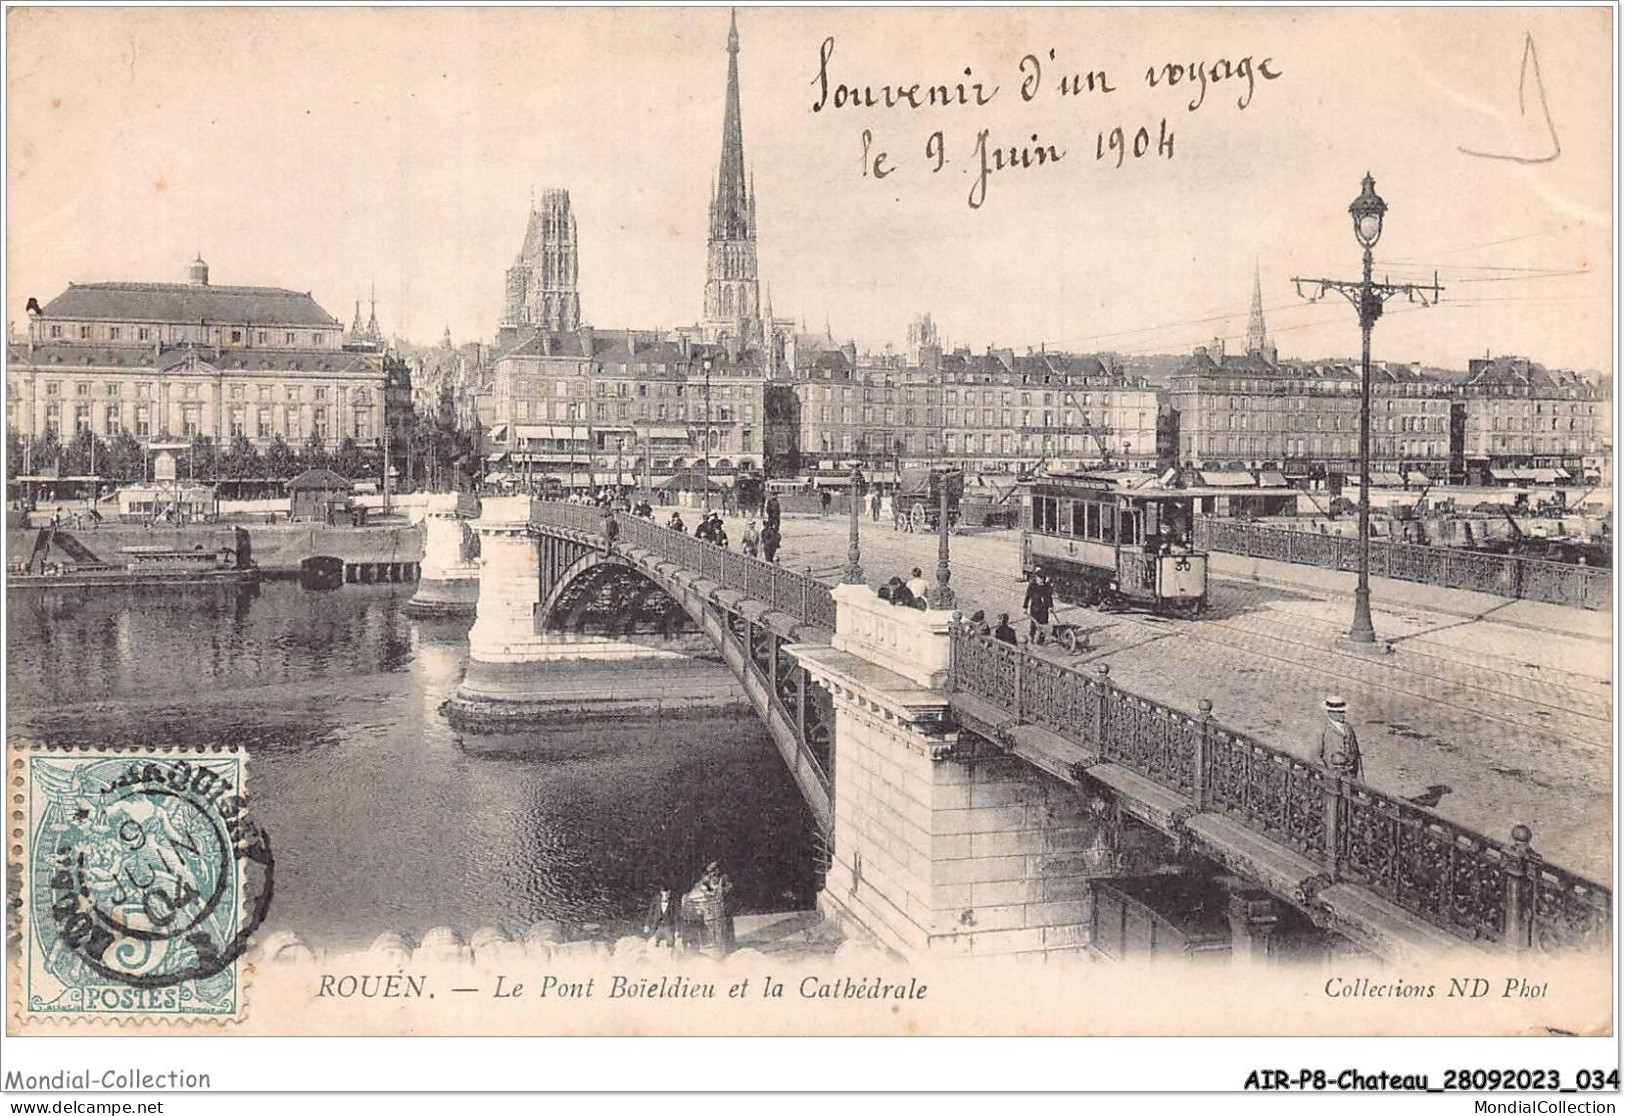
[446,498,1611,963]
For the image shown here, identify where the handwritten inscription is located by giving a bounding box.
[814,36,1284,209]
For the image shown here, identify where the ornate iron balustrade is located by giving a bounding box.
[1193,516,1610,611]
[529,502,838,633]
[947,623,1610,951]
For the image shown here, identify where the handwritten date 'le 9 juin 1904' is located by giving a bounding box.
[812,35,1283,209]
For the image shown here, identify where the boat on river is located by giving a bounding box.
[7,525,260,590]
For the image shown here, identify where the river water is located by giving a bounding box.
[6,580,820,948]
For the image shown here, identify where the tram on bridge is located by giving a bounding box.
[1020,473,1209,615]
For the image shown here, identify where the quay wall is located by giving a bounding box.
[7,523,425,575]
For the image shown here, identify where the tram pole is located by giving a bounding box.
[1291,174,1442,645]
[843,462,865,584]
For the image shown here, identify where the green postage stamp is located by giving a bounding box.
[12,748,272,1022]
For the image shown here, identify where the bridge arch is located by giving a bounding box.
[537,552,696,639]
[520,527,836,833]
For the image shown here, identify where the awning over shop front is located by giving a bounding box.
[1200,470,1255,487]
[1257,471,1289,488]
[1529,468,1562,484]
[488,424,509,443]
[1489,468,1520,481]
[513,424,589,442]
[1405,471,1432,486]
[1365,472,1406,486]
[646,426,693,441]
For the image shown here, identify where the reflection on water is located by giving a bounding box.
[7,580,818,948]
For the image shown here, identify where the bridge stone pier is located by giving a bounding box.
[445,497,741,724]
[405,492,482,616]
[793,587,1133,958]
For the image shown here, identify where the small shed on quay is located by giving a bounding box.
[658,467,727,495]
[287,468,358,525]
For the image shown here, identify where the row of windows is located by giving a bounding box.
[25,379,356,403]
[1484,416,1592,432]
[505,376,757,400]
[45,323,329,347]
[1483,436,1590,453]
[32,400,367,440]
[1184,435,1446,457]
[509,400,753,423]
[1197,413,1448,433]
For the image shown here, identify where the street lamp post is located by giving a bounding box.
[1292,173,1442,645]
[702,355,714,514]
[843,462,865,584]
[928,471,956,609]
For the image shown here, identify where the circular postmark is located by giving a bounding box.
[31,753,274,990]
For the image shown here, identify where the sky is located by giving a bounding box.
[5,6,1614,373]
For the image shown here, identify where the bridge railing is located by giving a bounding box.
[528,503,838,633]
[1193,516,1611,611]
[948,624,1610,952]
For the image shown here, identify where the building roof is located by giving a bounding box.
[6,342,383,377]
[40,282,341,328]
[495,329,765,376]
[285,468,354,491]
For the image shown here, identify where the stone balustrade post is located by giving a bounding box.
[1322,775,1344,882]
[1193,698,1212,810]
[1093,663,1110,752]
[1012,646,1025,723]
[1503,823,1537,951]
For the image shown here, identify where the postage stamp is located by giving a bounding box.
[11,748,273,1022]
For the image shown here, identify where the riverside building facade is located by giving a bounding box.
[484,328,766,483]
[7,259,391,451]
[782,337,1161,474]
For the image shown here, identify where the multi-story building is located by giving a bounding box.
[781,336,1160,472]
[485,328,765,482]
[7,258,392,452]
[1167,349,1453,483]
[1166,278,1452,483]
[412,328,490,430]
[1456,356,1609,484]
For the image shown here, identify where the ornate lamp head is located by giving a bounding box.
[1349,173,1387,249]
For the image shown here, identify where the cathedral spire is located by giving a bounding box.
[367,281,380,339]
[702,8,761,345]
[711,7,749,242]
[1246,262,1275,364]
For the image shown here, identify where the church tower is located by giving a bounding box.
[1245,264,1276,365]
[502,188,582,332]
[702,9,762,346]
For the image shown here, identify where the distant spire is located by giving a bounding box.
[1246,262,1270,360]
[367,281,380,339]
[825,312,833,343]
[350,297,364,335]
